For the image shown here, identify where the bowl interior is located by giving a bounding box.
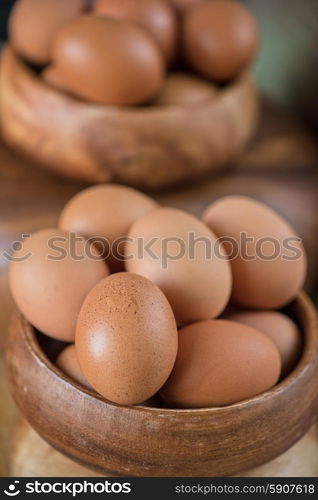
[34,294,311,414]
[7,292,318,476]
[23,52,230,113]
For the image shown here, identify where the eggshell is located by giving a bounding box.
[42,65,71,93]
[225,310,302,377]
[9,228,109,341]
[160,319,281,408]
[9,0,85,65]
[182,0,260,81]
[52,15,165,105]
[154,72,217,106]
[126,207,232,325]
[94,0,177,64]
[56,344,92,390]
[203,196,307,309]
[76,273,178,405]
[59,184,158,272]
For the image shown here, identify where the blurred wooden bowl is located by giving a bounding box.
[0,46,259,190]
[6,293,318,477]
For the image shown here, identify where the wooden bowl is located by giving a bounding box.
[6,292,318,477]
[0,46,259,190]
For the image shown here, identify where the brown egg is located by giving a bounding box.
[225,310,302,377]
[203,196,307,309]
[76,273,178,405]
[56,344,92,389]
[9,0,85,65]
[167,0,204,14]
[94,0,177,64]
[160,319,281,408]
[9,229,109,342]
[59,184,158,272]
[126,207,232,325]
[52,15,165,105]
[154,72,217,106]
[42,65,71,93]
[182,0,260,81]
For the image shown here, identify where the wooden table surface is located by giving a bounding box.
[1,96,318,477]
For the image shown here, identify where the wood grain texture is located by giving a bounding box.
[6,293,318,477]
[0,46,260,189]
[10,418,318,478]
[239,423,318,478]
[0,339,18,476]
[10,419,104,478]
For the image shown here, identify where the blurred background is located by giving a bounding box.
[0,1,12,39]
[243,0,318,127]
[0,0,318,477]
[3,0,318,123]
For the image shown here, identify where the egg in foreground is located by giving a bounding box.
[160,319,281,408]
[225,310,302,377]
[76,273,178,405]
[203,196,307,309]
[59,184,158,272]
[56,344,92,390]
[9,228,109,341]
[126,207,232,325]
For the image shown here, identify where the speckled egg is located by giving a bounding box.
[76,273,178,405]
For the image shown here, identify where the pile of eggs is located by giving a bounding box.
[9,0,260,106]
[9,184,307,408]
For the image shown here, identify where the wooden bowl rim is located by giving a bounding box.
[1,45,260,190]
[6,45,254,118]
[19,291,317,416]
